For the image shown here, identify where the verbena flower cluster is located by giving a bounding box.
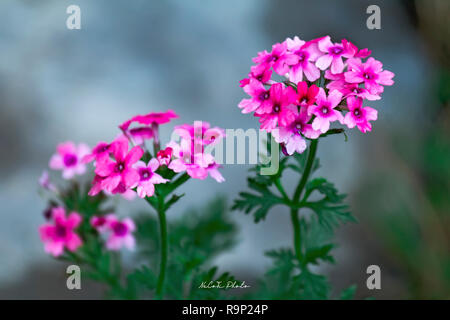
[39,110,224,256]
[239,35,395,155]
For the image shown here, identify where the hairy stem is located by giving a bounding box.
[290,139,319,264]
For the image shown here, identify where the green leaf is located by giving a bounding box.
[303,178,356,231]
[340,284,357,300]
[294,269,330,300]
[232,176,284,222]
[303,244,335,265]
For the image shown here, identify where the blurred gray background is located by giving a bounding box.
[1,0,448,299]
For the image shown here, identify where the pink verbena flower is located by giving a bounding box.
[93,139,144,194]
[119,109,179,131]
[91,214,135,251]
[167,139,214,180]
[309,88,344,133]
[286,37,321,82]
[253,42,298,75]
[342,39,371,59]
[49,141,90,179]
[345,57,395,94]
[157,147,173,166]
[240,64,273,87]
[256,83,297,132]
[39,207,82,257]
[316,36,353,74]
[343,96,378,133]
[238,79,271,114]
[83,135,128,164]
[272,107,321,155]
[295,81,319,109]
[167,121,224,181]
[135,159,169,198]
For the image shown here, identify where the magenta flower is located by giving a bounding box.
[135,159,169,198]
[296,81,320,110]
[253,42,297,75]
[94,139,144,194]
[49,141,90,179]
[272,107,321,155]
[316,36,353,74]
[127,127,154,145]
[342,39,371,59]
[157,147,173,166]
[286,37,321,82]
[90,215,109,232]
[39,207,82,257]
[310,89,344,133]
[119,109,179,131]
[256,83,297,132]
[343,96,378,133]
[345,57,395,94]
[240,64,273,87]
[238,79,272,114]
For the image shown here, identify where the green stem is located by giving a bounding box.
[155,202,168,299]
[290,139,319,264]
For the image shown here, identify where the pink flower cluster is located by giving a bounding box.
[239,35,394,155]
[167,121,225,182]
[91,214,136,251]
[38,206,136,257]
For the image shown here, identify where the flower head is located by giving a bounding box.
[49,142,90,179]
[39,207,82,257]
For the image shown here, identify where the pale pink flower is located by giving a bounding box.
[343,96,378,133]
[94,139,144,194]
[39,170,57,192]
[106,215,136,251]
[39,207,82,257]
[135,159,168,198]
[206,162,225,183]
[344,57,395,94]
[286,37,322,82]
[316,36,353,74]
[49,142,90,179]
[309,89,344,133]
[253,42,298,75]
[91,214,135,251]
